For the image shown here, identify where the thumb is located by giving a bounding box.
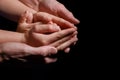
[19,11,33,23]
[58,5,80,24]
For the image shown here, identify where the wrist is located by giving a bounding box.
[21,33,27,44]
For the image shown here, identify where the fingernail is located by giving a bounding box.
[75,19,80,23]
[64,48,70,53]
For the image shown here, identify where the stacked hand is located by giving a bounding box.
[0,0,79,64]
[16,11,78,63]
[17,11,78,50]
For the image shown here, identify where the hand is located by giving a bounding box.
[33,12,77,29]
[19,0,80,24]
[18,23,77,53]
[24,26,77,48]
[0,42,58,63]
[18,11,78,53]
[17,11,77,31]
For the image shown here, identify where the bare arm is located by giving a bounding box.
[0,30,24,43]
[0,0,37,22]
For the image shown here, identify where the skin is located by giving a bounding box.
[0,19,77,63]
[0,0,36,21]
[19,0,80,24]
[0,28,77,50]
[0,28,77,63]
[0,0,78,28]
[0,42,57,63]
[17,11,78,52]
[0,0,78,49]
[0,10,78,63]
[0,0,79,63]
[0,0,77,49]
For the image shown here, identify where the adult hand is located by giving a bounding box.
[19,0,80,24]
[24,26,77,48]
[17,11,77,31]
[33,12,77,29]
[0,42,57,63]
[18,11,78,53]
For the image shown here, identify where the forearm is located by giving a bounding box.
[0,0,37,22]
[0,30,25,43]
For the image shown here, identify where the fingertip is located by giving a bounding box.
[72,26,77,30]
[73,18,80,24]
[68,13,80,24]
[44,57,57,64]
[64,48,70,53]
[48,47,58,54]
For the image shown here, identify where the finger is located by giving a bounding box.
[44,57,57,64]
[50,31,77,47]
[47,28,76,43]
[32,23,61,33]
[64,48,70,53]
[57,36,78,51]
[52,16,77,29]
[74,42,77,45]
[31,46,57,57]
[57,4,80,24]
[73,35,77,45]
[33,12,76,29]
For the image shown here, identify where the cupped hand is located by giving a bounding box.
[17,11,77,31]
[19,0,80,24]
[17,11,78,53]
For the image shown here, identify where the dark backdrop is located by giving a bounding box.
[0,0,83,80]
